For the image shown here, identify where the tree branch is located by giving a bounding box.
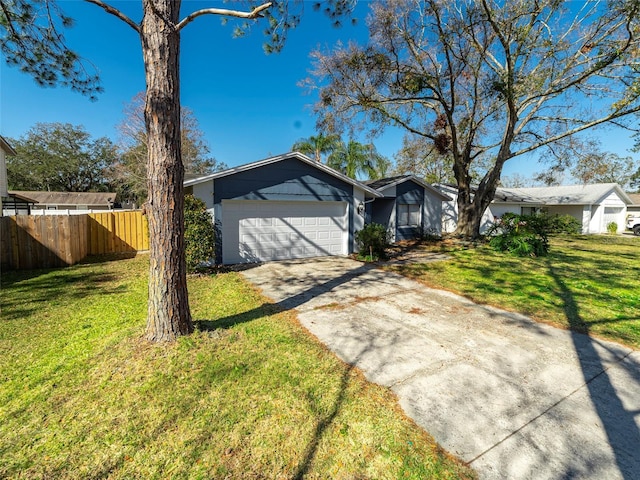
[177,2,272,31]
[84,0,140,32]
[512,105,640,158]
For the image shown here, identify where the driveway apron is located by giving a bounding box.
[241,257,640,480]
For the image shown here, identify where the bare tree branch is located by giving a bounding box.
[84,0,140,32]
[177,2,272,31]
[513,105,640,158]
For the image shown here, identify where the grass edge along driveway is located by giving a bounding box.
[0,254,474,480]
[386,235,640,351]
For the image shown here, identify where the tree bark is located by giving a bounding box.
[454,152,509,238]
[140,0,193,341]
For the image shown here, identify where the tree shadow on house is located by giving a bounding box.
[546,261,640,479]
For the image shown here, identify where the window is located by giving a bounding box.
[521,206,539,216]
[398,204,420,226]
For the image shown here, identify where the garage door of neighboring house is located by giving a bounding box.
[222,200,348,264]
[603,206,624,230]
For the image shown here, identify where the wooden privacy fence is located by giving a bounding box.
[0,211,149,270]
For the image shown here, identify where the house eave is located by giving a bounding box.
[184,151,384,198]
[374,176,452,201]
[0,136,17,156]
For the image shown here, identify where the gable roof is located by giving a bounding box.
[367,175,452,201]
[628,193,640,206]
[184,151,383,198]
[0,136,16,156]
[8,191,117,206]
[494,183,633,206]
[366,175,413,190]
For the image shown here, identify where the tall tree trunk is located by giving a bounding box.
[454,153,509,239]
[141,0,193,341]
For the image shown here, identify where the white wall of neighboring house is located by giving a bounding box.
[437,185,629,235]
[539,205,586,232]
[0,148,7,198]
[0,146,8,215]
[2,208,131,216]
[441,198,457,233]
[598,191,627,233]
[439,185,494,234]
[488,203,521,219]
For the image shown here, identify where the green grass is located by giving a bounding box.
[387,235,640,349]
[0,254,473,479]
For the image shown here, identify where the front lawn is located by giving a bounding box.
[387,235,640,349]
[0,255,473,479]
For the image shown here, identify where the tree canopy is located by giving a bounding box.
[392,134,454,185]
[7,122,116,192]
[108,93,227,205]
[533,138,639,188]
[326,138,390,180]
[292,133,341,162]
[305,0,640,236]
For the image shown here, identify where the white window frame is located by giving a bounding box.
[521,206,539,216]
[398,203,421,227]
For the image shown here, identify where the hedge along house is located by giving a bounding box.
[184,152,383,264]
[365,175,451,241]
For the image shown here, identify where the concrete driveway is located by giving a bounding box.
[241,257,640,479]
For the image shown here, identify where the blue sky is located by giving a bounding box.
[0,1,636,180]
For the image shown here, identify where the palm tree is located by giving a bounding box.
[292,133,341,162]
[327,139,390,180]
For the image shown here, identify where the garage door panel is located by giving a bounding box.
[223,200,348,264]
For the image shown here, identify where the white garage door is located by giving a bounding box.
[603,206,624,232]
[222,200,348,264]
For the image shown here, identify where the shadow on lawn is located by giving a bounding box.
[546,260,640,479]
[196,263,375,332]
[195,263,384,476]
[0,265,126,321]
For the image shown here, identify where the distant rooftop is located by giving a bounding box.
[494,183,632,205]
[628,193,640,206]
[9,191,116,206]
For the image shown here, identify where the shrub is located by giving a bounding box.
[184,194,216,272]
[488,213,549,257]
[355,223,392,260]
[607,221,618,234]
[545,214,582,234]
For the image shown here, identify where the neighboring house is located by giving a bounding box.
[0,136,17,216]
[3,191,117,216]
[627,193,640,216]
[439,183,632,234]
[437,184,496,234]
[185,152,383,264]
[365,175,450,241]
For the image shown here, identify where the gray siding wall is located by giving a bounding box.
[212,158,355,263]
[370,198,395,227]
[424,189,444,235]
